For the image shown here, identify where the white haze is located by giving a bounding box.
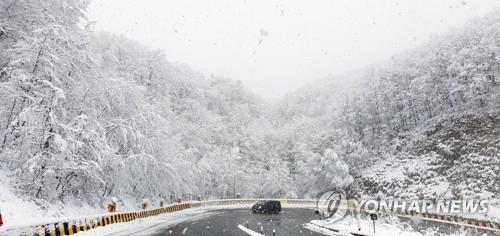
[87,0,500,98]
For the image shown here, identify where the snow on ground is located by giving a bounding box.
[305,215,423,236]
[1,179,495,236]
[0,171,46,227]
[76,204,257,236]
[0,169,202,234]
[0,170,128,231]
[76,207,218,236]
[361,152,500,222]
[303,215,491,236]
[363,152,454,200]
[0,170,107,229]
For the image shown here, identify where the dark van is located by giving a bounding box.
[252,200,281,214]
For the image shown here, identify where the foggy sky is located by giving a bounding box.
[87,0,500,98]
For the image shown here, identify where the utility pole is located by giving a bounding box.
[277,162,281,198]
[233,175,236,199]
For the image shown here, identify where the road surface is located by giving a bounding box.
[155,208,323,235]
[109,208,499,236]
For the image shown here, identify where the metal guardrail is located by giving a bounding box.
[11,203,191,236]
[348,207,500,233]
[400,211,500,232]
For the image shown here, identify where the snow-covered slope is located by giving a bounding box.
[361,114,500,200]
[275,9,500,200]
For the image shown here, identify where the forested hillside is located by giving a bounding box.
[0,0,280,208]
[0,0,499,216]
[277,10,500,199]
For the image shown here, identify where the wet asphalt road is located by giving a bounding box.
[147,208,497,236]
[155,208,323,236]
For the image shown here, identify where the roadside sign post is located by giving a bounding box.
[370,213,378,234]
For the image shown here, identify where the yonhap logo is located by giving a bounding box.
[315,191,489,223]
[316,189,348,223]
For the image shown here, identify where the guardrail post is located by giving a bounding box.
[70,221,77,234]
[54,223,64,235]
[39,225,45,236]
[85,219,90,231]
[74,221,79,233]
[79,220,85,232]
[47,224,54,236]
[63,222,69,235]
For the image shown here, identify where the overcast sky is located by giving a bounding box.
[87,0,500,98]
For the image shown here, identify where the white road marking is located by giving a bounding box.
[237,224,265,236]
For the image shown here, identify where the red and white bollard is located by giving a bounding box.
[0,208,3,227]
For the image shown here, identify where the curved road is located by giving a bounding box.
[155,208,323,235]
[141,207,495,236]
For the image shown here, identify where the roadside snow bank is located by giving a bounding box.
[76,207,219,236]
[0,171,104,229]
[0,170,160,233]
[305,218,423,236]
[304,215,494,236]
